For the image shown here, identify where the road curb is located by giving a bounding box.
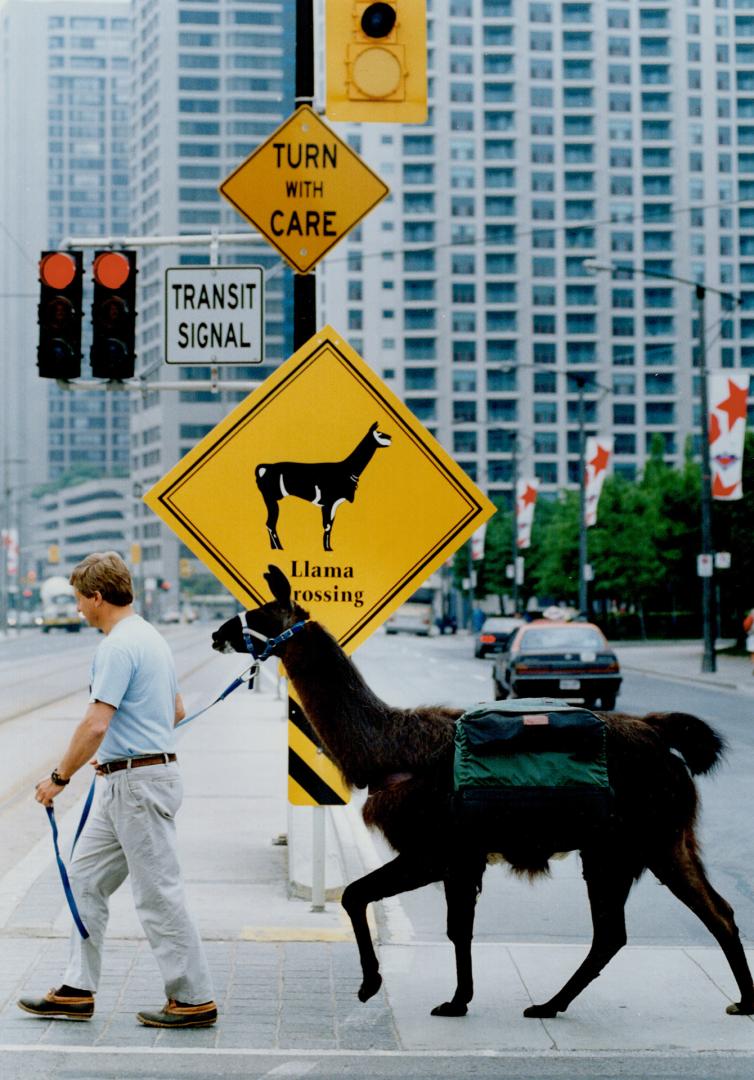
[620,662,753,694]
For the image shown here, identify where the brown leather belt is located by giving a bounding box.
[99,753,177,775]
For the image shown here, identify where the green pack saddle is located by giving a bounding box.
[453,699,613,854]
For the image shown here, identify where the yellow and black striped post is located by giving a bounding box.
[288,698,349,807]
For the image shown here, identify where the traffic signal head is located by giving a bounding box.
[37,250,83,379]
[325,0,427,123]
[90,249,137,380]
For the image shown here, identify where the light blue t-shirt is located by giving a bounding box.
[90,614,178,763]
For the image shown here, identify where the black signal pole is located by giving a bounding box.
[294,0,317,349]
[293,0,325,913]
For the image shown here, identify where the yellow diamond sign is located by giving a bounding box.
[144,327,496,654]
[218,105,389,274]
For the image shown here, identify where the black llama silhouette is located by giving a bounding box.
[211,565,754,1021]
[255,422,391,552]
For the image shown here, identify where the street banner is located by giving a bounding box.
[708,371,750,500]
[515,478,540,549]
[584,437,613,527]
[1,528,18,576]
[470,523,487,561]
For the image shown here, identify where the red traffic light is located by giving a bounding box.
[39,251,77,290]
[93,251,132,289]
[37,249,83,379]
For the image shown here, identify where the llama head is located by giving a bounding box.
[211,565,307,656]
[370,421,392,448]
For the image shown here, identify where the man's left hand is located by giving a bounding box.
[35,777,65,808]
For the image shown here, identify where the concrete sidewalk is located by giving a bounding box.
[0,645,752,1058]
[615,639,754,693]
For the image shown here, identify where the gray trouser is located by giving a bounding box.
[63,762,213,1004]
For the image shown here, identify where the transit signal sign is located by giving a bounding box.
[164,266,264,365]
[218,106,389,274]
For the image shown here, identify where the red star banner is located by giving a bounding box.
[470,523,487,562]
[515,477,540,549]
[1,528,18,576]
[708,372,750,501]
[584,437,613,527]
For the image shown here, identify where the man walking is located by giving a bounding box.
[18,551,217,1028]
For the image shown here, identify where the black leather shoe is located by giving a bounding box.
[17,988,94,1020]
[137,998,218,1028]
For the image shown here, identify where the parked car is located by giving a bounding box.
[385,587,435,636]
[474,616,524,658]
[492,620,621,709]
[159,609,181,624]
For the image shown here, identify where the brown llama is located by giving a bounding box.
[211,565,754,1020]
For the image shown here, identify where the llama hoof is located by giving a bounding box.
[726,1000,754,1015]
[430,1001,468,1017]
[523,1002,560,1018]
[357,973,382,1002]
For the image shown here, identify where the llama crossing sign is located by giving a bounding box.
[144,327,496,803]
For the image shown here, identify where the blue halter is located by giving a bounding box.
[238,614,308,662]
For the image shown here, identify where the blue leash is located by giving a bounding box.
[47,662,257,938]
[46,780,95,940]
[175,661,257,728]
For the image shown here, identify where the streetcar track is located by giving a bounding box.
[0,628,199,697]
[0,642,225,819]
[0,630,214,729]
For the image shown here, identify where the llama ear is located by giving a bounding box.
[264,564,292,606]
[369,421,378,432]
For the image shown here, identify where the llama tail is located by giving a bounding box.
[640,711,726,775]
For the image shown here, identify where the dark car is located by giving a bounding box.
[491,620,621,709]
[474,616,524,659]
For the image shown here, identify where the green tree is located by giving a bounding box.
[526,491,581,605]
[589,473,660,609]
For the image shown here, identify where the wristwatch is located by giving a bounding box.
[50,769,70,787]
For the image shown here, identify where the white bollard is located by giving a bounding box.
[311,806,326,912]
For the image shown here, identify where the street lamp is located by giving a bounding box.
[0,459,29,635]
[583,259,741,673]
[497,363,611,617]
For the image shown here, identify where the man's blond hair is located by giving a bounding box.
[70,551,134,607]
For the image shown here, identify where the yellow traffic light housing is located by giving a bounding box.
[325,1,427,124]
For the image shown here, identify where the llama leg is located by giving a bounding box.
[431,857,486,1017]
[524,855,633,1018]
[341,854,441,1003]
[264,499,283,550]
[321,505,334,552]
[650,837,754,1015]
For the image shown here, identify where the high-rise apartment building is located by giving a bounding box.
[0,0,131,495]
[0,0,131,602]
[321,0,754,508]
[129,0,296,595]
